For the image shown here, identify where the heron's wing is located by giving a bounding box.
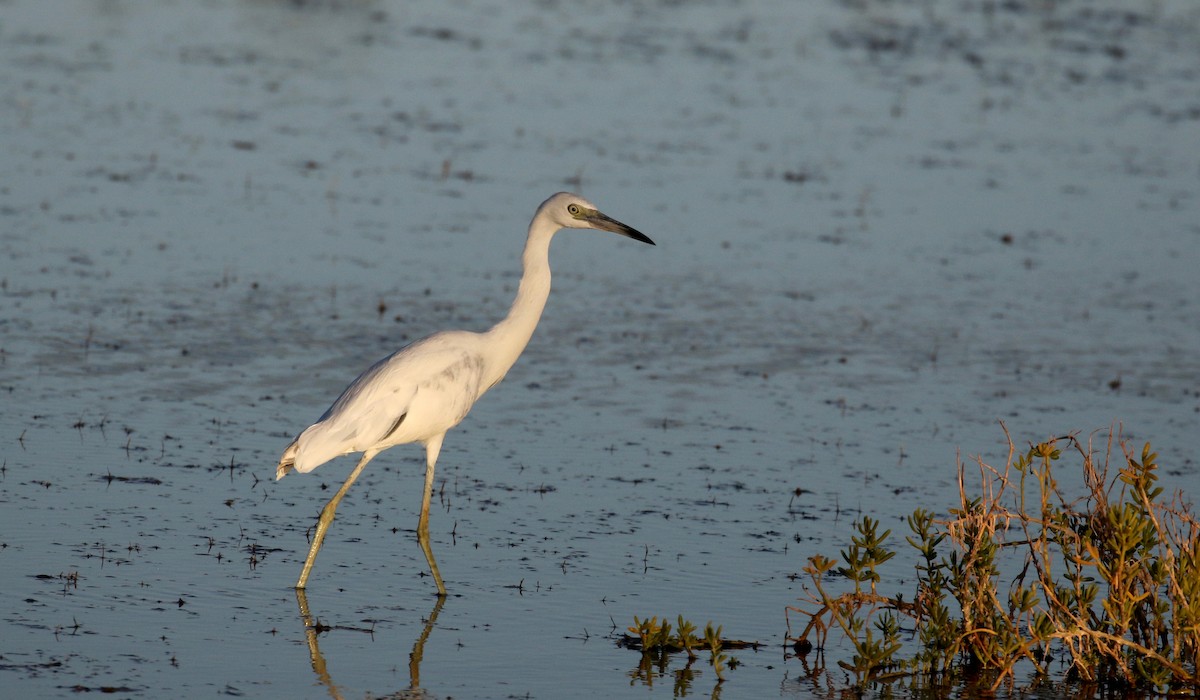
[285,333,484,474]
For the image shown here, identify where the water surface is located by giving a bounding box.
[1,0,1198,697]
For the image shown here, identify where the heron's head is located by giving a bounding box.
[538,192,655,245]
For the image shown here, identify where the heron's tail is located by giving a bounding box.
[276,439,299,481]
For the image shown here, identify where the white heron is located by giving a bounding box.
[276,192,654,595]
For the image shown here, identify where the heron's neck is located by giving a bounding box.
[483,227,554,385]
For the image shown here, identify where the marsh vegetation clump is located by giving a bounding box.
[788,427,1199,693]
[620,614,759,693]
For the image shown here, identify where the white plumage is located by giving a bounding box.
[277,192,654,594]
[280,333,485,476]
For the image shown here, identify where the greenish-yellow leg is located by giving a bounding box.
[295,435,448,595]
[296,450,377,589]
[419,435,447,596]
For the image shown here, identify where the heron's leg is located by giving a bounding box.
[296,449,378,589]
[418,434,447,596]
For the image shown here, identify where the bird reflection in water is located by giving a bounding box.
[295,589,445,699]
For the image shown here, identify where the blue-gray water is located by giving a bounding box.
[1,0,1197,697]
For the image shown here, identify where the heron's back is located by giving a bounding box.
[277,331,494,478]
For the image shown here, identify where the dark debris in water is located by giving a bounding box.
[617,634,762,653]
[0,659,64,672]
[98,473,163,485]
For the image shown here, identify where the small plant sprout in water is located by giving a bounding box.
[621,614,758,691]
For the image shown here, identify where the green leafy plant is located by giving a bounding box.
[676,615,699,661]
[704,622,728,682]
[621,614,757,690]
[787,427,1199,693]
[789,517,913,684]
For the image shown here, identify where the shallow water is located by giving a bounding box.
[1,0,1198,697]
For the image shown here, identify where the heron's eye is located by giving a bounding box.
[567,204,581,216]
